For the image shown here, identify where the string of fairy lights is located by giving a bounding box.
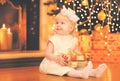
[44,0,120,34]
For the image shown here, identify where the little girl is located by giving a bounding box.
[39,6,107,79]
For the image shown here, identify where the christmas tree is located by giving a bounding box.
[44,0,120,34]
[44,0,120,64]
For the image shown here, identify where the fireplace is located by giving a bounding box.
[0,0,40,51]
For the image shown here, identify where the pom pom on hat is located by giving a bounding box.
[60,6,80,23]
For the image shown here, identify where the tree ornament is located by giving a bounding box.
[97,10,106,21]
[82,0,88,6]
[66,0,72,3]
[94,24,101,31]
[0,0,7,5]
[78,29,91,54]
[96,0,99,3]
[103,25,110,32]
[79,29,88,35]
[92,24,104,40]
[102,24,110,35]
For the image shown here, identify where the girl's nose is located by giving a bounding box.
[55,24,61,27]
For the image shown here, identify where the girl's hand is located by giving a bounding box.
[62,54,69,61]
[55,55,68,66]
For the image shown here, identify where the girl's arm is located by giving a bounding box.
[45,41,68,66]
[45,40,55,60]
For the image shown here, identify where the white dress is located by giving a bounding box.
[39,34,78,76]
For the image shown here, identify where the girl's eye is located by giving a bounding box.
[55,22,59,24]
[61,22,64,24]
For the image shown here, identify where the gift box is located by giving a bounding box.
[91,31,104,41]
[68,60,88,68]
[62,51,89,68]
[107,34,119,41]
[108,41,120,50]
[92,40,107,50]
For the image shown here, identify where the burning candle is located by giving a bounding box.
[7,28,13,50]
[0,24,8,50]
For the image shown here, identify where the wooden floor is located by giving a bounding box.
[0,63,120,81]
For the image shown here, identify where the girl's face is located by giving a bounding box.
[54,16,74,35]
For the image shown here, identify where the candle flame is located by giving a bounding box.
[8,28,11,33]
[2,24,5,28]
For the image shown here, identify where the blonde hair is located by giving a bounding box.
[55,13,76,27]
